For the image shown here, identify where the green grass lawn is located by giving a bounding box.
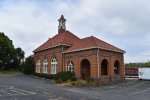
[0,70,21,75]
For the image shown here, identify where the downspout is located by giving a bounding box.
[97,48,100,78]
[62,46,64,72]
[123,56,125,81]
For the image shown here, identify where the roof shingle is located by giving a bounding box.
[34,31,124,53]
[34,31,80,52]
[64,36,124,53]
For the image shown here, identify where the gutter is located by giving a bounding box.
[97,48,100,78]
[63,46,125,54]
[33,44,71,53]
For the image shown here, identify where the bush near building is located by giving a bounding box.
[33,73,55,79]
[34,71,76,83]
[21,56,35,75]
[34,71,96,86]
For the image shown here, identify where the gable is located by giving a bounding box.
[34,31,80,52]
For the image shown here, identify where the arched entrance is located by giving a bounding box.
[81,59,90,80]
[114,60,120,75]
[101,59,108,75]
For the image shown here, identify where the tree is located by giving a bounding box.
[0,32,16,69]
[125,61,150,68]
[22,56,35,74]
[0,32,25,69]
[13,47,25,69]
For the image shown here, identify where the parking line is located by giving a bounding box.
[15,88,36,95]
[49,97,66,100]
[0,84,13,88]
[11,90,27,95]
[43,91,58,97]
[102,80,138,89]
[128,87,150,95]
[120,80,137,85]
[0,90,14,95]
[125,81,147,89]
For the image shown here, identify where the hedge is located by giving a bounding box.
[34,71,76,82]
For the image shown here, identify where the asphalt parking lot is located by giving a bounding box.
[0,74,150,100]
[0,74,93,100]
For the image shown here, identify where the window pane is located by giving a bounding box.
[51,57,57,74]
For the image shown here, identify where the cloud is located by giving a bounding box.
[0,0,150,63]
[0,0,57,56]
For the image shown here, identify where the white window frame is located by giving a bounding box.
[67,61,74,72]
[51,57,57,74]
[43,59,48,73]
[36,60,41,73]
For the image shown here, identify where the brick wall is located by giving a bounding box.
[98,49,124,81]
[64,48,124,82]
[34,46,63,74]
[34,47,125,82]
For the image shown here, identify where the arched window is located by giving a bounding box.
[36,60,41,73]
[51,56,57,74]
[67,61,74,72]
[43,59,48,73]
[114,60,120,75]
[101,59,108,75]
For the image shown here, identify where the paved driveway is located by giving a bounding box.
[0,74,150,100]
[0,74,93,100]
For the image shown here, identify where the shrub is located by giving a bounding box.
[87,77,94,83]
[34,73,54,79]
[53,79,63,84]
[87,81,96,86]
[75,80,88,86]
[22,56,34,75]
[54,71,76,82]
[66,80,74,87]
[33,71,76,84]
[86,77,95,86]
[66,78,96,87]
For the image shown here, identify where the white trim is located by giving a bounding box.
[66,61,74,72]
[36,60,41,73]
[114,61,120,75]
[97,49,100,78]
[63,46,125,54]
[43,59,48,73]
[51,57,57,74]
[34,44,71,53]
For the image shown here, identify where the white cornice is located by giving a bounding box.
[63,46,125,54]
[34,45,125,54]
[33,44,71,53]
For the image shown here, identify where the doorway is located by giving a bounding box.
[81,59,90,80]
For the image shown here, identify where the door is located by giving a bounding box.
[81,59,90,80]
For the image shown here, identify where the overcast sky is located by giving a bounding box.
[0,0,150,63]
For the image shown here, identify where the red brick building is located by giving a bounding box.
[33,15,125,82]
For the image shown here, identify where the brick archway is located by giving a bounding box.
[80,59,90,80]
[114,60,120,75]
[101,59,108,75]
